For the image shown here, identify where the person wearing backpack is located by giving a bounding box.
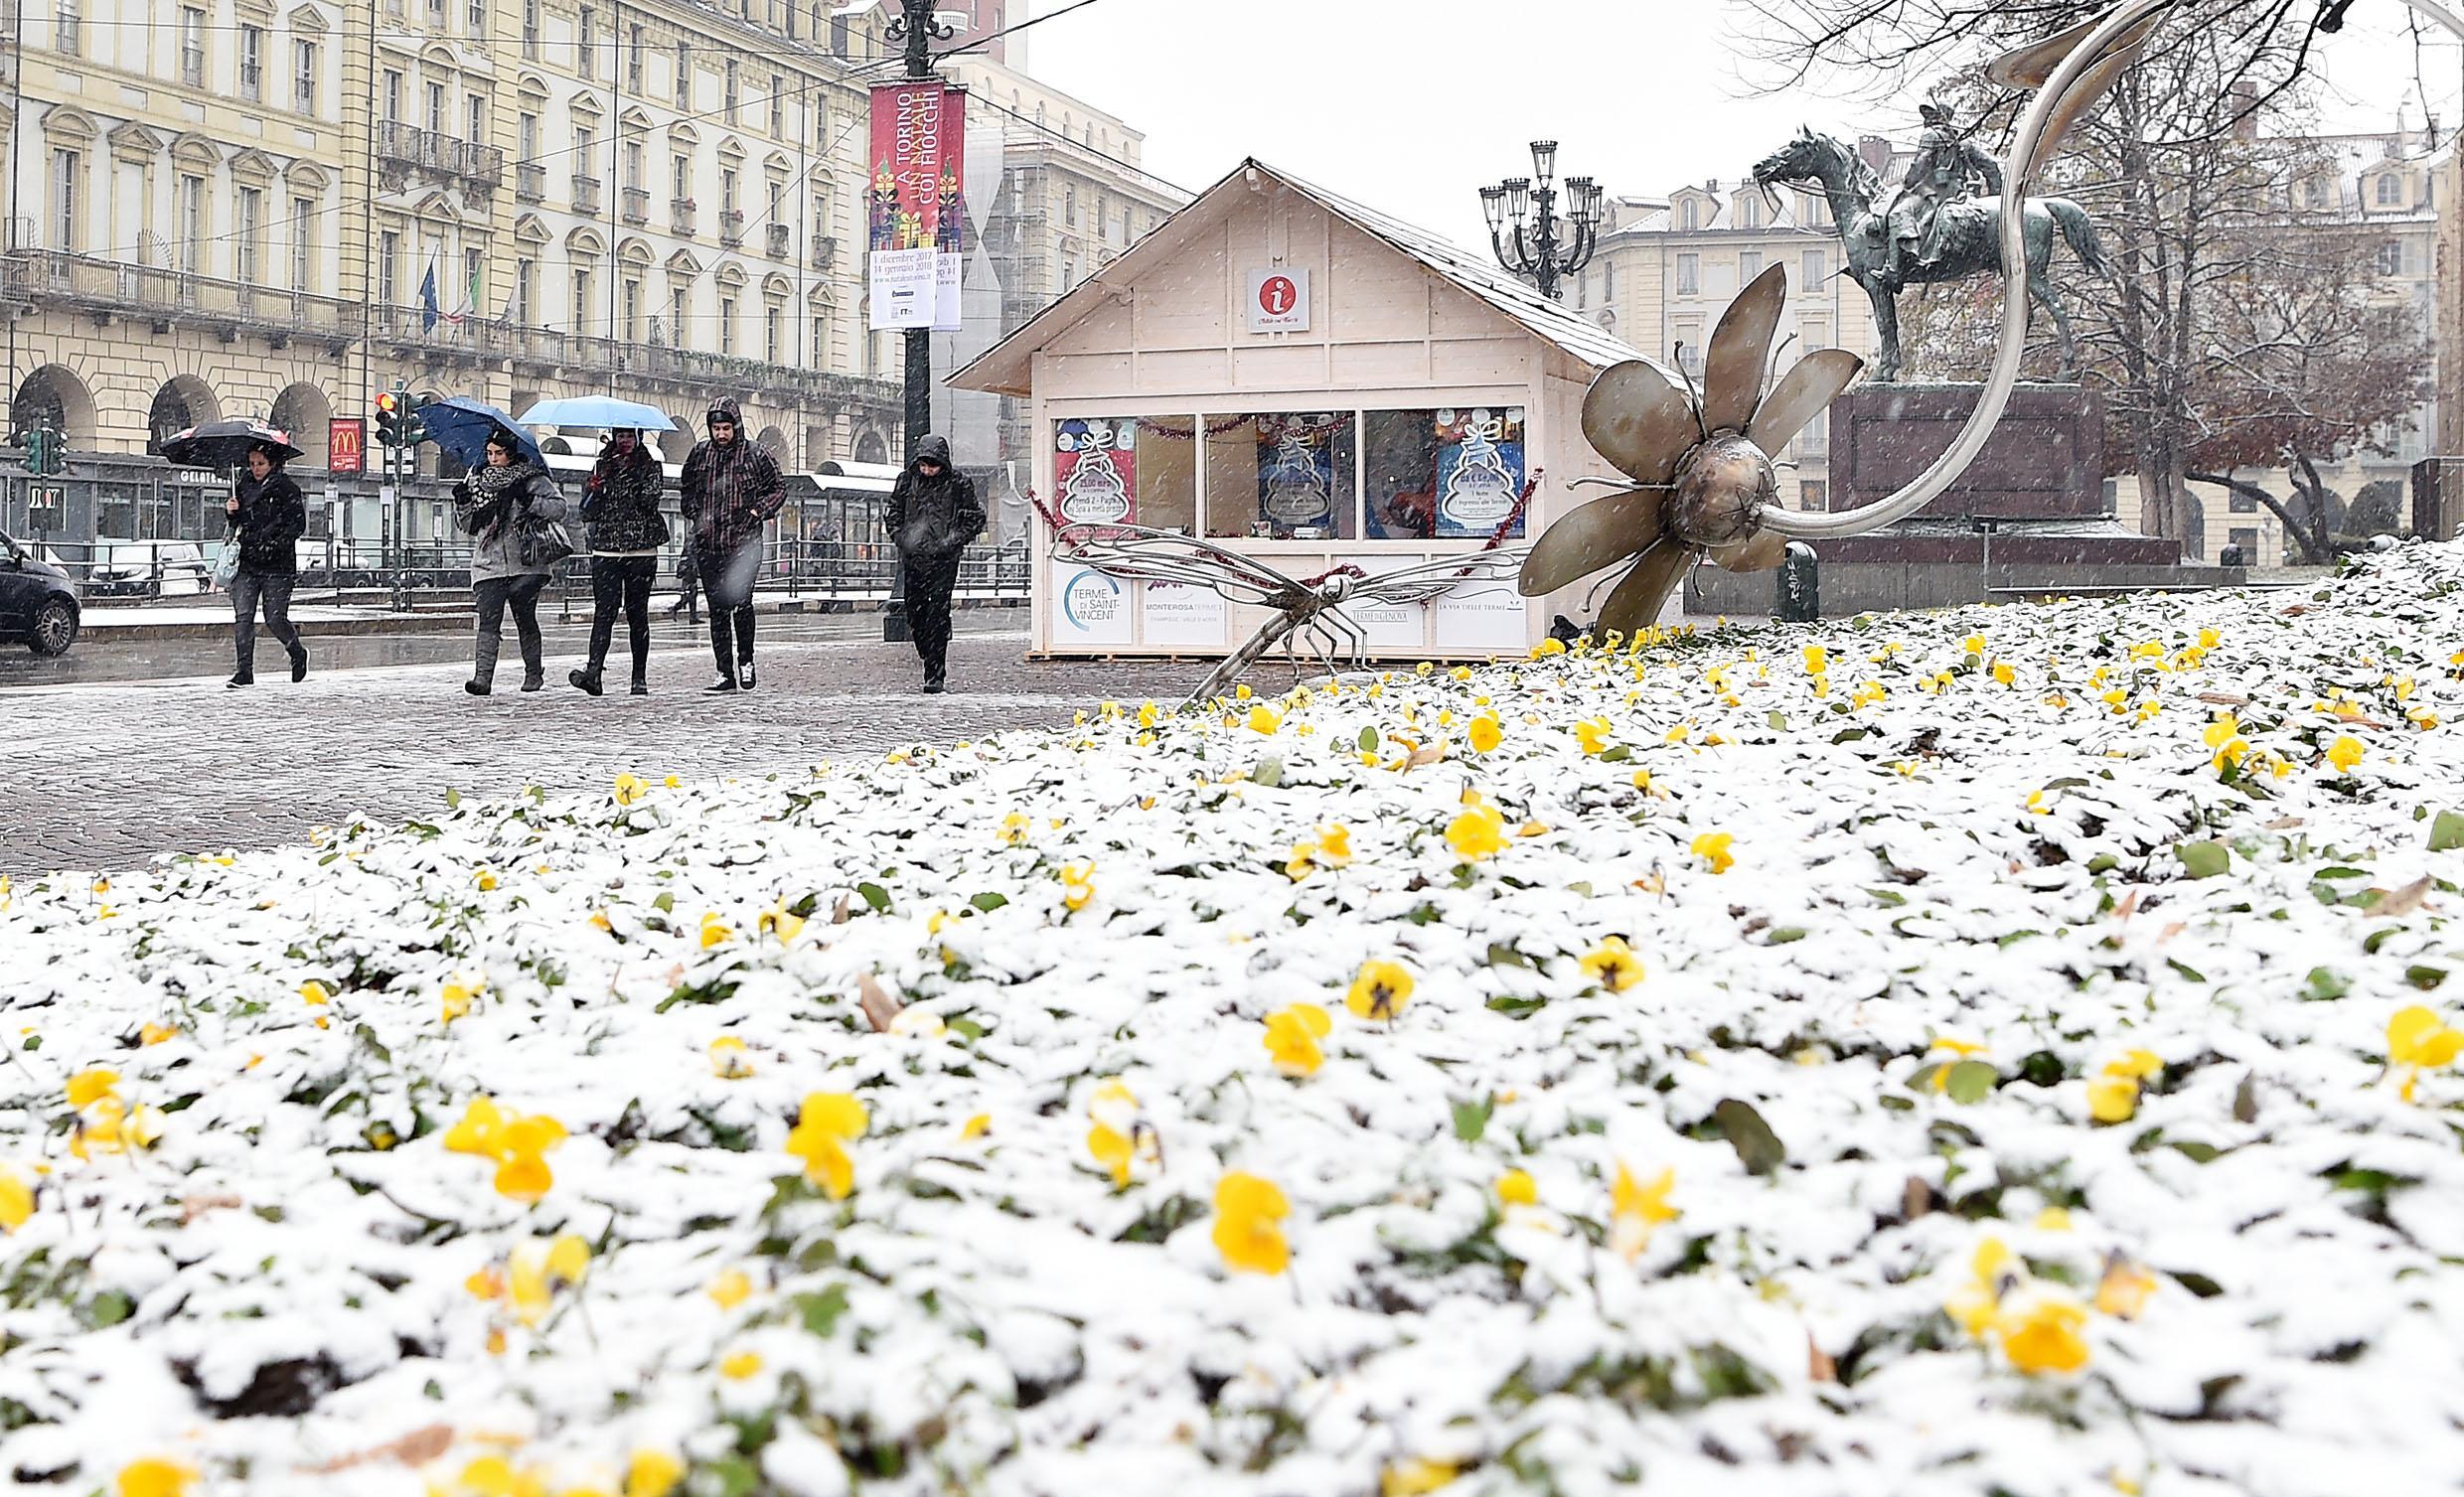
[453,427,569,695]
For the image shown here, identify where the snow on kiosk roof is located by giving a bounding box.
[951,158,1650,663]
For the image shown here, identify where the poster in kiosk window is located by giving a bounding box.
[866,81,965,331]
[1054,419,1135,527]
[1433,407,1526,538]
[1257,413,1340,535]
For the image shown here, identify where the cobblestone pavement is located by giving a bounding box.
[0,629,1300,873]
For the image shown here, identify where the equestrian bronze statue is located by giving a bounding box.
[1751,111,2110,382]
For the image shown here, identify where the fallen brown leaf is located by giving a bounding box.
[2196,691,2249,707]
[1807,1336,1838,1383]
[307,1423,454,1473]
[1404,741,1447,769]
[832,893,852,926]
[2111,888,2140,921]
[858,973,903,1033]
[2373,876,2434,919]
[2263,817,2304,830]
[181,1193,243,1222]
[2156,921,2186,945]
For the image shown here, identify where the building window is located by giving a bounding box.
[1801,247,1825,287]
[724,61,739,123]
[674,43,691,106]
[1359,408,1526,541]
[464,247,484,316]
[425,82,445,135]
[1602,259,1615,301]
[54,0,79,55]
[1676,322,1703,372]
[2377,239,2404,276]
[577,5,595,78]
[383,70,402,123]
[1676,252,1699,295]
[668,286,686,340]
[2377,173,2400,207]
[467,96,486,142]
[1198,412,1364,539]
[1064,186,1076,225]
[572,268,592,333]
[2227,525,2260,561]
[294,41,318,114]
[291,198,314,289]
[1681,199,1698,230]
[515,258,535,321]
[765,305,782,364]
[2228,487,2258,514]
[49,149,80,252]
[519,111,539,162]
[1739,195,1763,229]
[622,278,641,340]
[1797,480,1827,511]
[628,24,646,90]
[181,8,207,85]
[523,0,539,59]
[178,175,206,272]
[719,297,736,354]
[721,169,738,217]
[622,140,643,194]
[1739,249,1763,282]
[379,229,399,304]
[234,187,261,282]
[770,75,784,138]
[468,0,485,34]
[672,154,690,200]
[236,27,265,98]
[831,13,848,57]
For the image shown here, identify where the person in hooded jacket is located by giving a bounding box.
[679,395,783,692]
[884,434,985,693]
[224,441,311,688]
[453,427,570,695]
[569,426,668,696]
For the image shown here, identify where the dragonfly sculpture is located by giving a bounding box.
[1048,522,1532,707]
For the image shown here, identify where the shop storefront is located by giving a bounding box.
[951,159,1641,660]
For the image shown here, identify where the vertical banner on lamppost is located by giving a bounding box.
[933,88,968,332]
[868,80,963,331]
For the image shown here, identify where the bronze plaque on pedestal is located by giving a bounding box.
[1831,383,2107,519]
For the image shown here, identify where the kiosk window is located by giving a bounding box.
[1201,412,1356,539]
[1364,406,1527,540]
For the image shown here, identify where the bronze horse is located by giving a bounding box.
[1751,127,2109,382]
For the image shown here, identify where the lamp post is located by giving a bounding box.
[880,0,956,644]
[1480,140,1603,301]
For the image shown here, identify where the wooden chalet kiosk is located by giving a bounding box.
[950,159,1641,661]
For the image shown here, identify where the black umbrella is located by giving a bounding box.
[159,418,306,473]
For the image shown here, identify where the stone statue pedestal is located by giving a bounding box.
[1831,382,2105,518]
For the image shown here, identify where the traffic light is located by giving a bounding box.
[374,386,407,448]
[13,426,64,476]
[401,392,433,448]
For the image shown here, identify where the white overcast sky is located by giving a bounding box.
[1012,0,2464,253]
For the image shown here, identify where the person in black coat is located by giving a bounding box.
[885,433,985,693]
[568,427,668,696]
[225,442,309,688]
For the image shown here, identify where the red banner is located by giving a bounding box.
[329,418,366,475]
[868,81,955,252]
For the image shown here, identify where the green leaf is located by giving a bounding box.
[1711,1099,1786,1175]
[856,882,891,912]
[1250,756,1285,788]
[1904,1061,1946,1095]
[444,788,462,810]
[652,891,676,913]
[1766,927,1807,945]
[948,1015,985,1041]
[795,1282,850,1337]
[2167,959,2208,983]
[81,1290,132,1329]
[1483,943,1530,970]
[1452,1095,1494,1143]
[2431,811,2464,852]
[1767,711,1788,731]
[969,892,1009,913]
[2405,965,2448,990]
[1943,1060,1997,1105]
[2302,967,2351,1001]
[1358,726,1379,753]
[1599,745,1632,763]
[2174,840,2231,879]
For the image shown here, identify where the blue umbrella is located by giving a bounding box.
[420,395,546,468]
[516,395,679,432]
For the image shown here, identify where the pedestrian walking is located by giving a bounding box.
[568,427,668,697]
[679,395,783,692]
[225,442,310,689]
[885,433,985,693]
[453,427,570,696]
[666,543,700,624]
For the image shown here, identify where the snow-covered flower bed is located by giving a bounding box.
[7,545,2464,1497]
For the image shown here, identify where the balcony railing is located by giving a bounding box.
[494,321,898,407]
[671,200,696,236]
[376,121,506,190]
[810,234,837,270]
[621,186,652,224]
[572,175,603,216]
[516,163,545,202]
[766,223,791,259]
[719,209,745,247]
[2,248,359,344]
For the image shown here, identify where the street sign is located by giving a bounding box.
[28,486,64,521]
[330,418,366,474]
[1246,268,1309,332]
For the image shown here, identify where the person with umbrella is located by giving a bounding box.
[224,441,310,688]
[679,395,782,692]
[568,427,668,696]
[453,426,569,695]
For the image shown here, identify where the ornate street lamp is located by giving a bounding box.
[1482,140,1603,301]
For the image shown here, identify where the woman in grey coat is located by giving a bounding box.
[452,428,569,695]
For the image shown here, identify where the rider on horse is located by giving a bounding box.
[1884,103,2005,290]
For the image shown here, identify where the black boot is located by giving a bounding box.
[289,644,309,682]
[569,667,604,696]
[464,678,492,696]
[630,676,650,696]
[521,668,545,692]
[226,671,254,689]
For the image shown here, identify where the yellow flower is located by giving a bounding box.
[1998,1291,2091,1375]
[505,1234,590,1325]
[1000,812,1030,846]
[1495,1169,1539,1208]
[1345,960,1416,1022]
[1530,637,1567,658]
[1802,645,1828,674]
[1573,717,1613,755]
[2085,1074,2139,1123]
[2105,1048,2162,1081]
[1381,1458,1460,1497]
[1579,936,1643,992]
[784,1092,869,1199]
[0,1166,33,1231]
[1610,1163,1678,1261]
[300,979,331,1006]
[663,774,682,789]
[124,1104,166,1149]
[1060,862,1096,913]
[699,913,733,949]
[2326,735,2364,772]
[475,867,500,892]
[1991,662,2014,686]
[1689,831,1735,874]
[1211,1171,1292,1274]
[2199,627,2220,649]
[1137,701,1159,729]
[441,975,480,1024]
[2094,1255,2158,1320]
[1247,704,1282,734]
[1962,634,1986,657]
[139,1023,176,1046]
[757,904,806,943]
[1084,1079,1145,1188]
[66,1068,119,1109]
[1445,804,1508,861]
[444,1097,565,1202]
[1314,823,1353,866]
[613,773,649,807]
[1945,1237,2016,1335]
[1467,714,1503,753]
[1263,1003,1332,1077]
[2388,1005,2463,1068]
[706,1268,753,1310]
[115,1458,196,1497]
[709,1036,753,1079]
[719,1350,763,1379]
[626,1450,686,1497]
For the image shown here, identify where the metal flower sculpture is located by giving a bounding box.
[1050,523,1531,706]
[1517,263,1862,637]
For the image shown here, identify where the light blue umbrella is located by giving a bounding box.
[419,395,546,468]
[516,396,679,432]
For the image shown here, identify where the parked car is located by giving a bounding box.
[85,540,211,597]
[0,528,81,655]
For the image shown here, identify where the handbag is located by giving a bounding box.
[211,540,242,591]
[517,514,575,568]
